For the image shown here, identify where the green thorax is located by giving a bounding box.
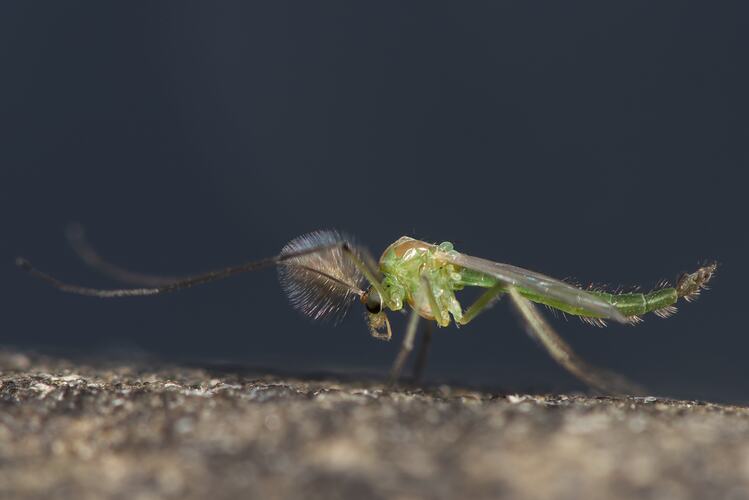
[378,237,491,323]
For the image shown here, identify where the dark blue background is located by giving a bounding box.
[2,2,746,402]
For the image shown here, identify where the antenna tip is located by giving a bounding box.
[15,257,32,270]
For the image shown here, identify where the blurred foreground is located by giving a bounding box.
[1,350,749,500]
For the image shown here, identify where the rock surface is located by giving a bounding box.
[2,350,749,500]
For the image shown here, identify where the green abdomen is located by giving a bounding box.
[456,268,678,320]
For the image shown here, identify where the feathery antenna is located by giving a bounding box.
[16,244,339,299]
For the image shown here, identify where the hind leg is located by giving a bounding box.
[507,287,645,396]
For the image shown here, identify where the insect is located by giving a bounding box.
[17,227,716,394]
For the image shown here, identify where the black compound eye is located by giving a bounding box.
[363,288,382,314]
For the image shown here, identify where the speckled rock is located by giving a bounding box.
[2,350,749,500]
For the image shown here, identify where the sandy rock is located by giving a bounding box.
[1,350,749,500]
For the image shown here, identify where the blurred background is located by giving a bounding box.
[1,1,746,402]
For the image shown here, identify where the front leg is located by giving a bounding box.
[388,307,421,385]
[389,275,446,385]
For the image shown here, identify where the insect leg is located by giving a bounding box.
[388,307,421,386]
[341,243,387,300]
[420,274,449,327]
[389,274,446,385]
[507,287,645,396]
[457,282,506,325]
[411,320,433,383]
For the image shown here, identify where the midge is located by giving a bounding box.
[17,228,716,394]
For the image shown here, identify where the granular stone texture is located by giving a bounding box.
[2,350,749,500]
